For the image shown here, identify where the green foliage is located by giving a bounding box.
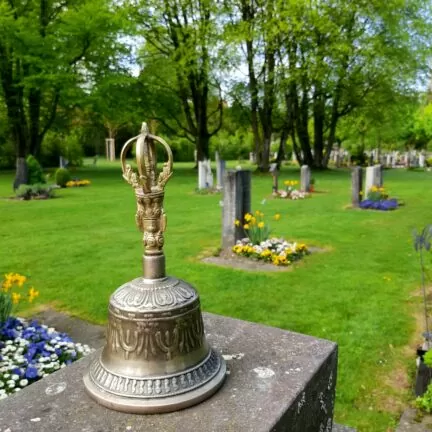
[350,147,367,166]
[426,158,432,168]
[26,155,46,185]
[416,383,432,413]
[0,293,12,324]
[55,168,71,188]
[170,137,195,162]
[15,183,55,200]
[211,130,253,160]
[424,350,432,368]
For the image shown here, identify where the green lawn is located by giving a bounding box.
[0,160,431,431]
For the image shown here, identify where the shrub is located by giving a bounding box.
[350,147,367,166]
[15,184,55,200]
[26,155,45,185]
[55,168,71,187]
[416,383,432,413]
[15,185,33,200]
[426,158,432,168]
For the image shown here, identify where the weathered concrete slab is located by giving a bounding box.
[396,408,432,432]
[0,313,338,432]
[332,424,357,432]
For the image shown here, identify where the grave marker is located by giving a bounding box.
[300,165,311,192]
[222,170,251,249]
[351,167,363,208]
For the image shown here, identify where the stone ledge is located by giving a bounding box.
[0,313,338,432]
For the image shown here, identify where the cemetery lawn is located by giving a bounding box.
[0,161,430,431]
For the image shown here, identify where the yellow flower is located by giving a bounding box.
[243,224,250,230]
[28,287,39,303]
[244,213,252,222]
[11,292,21,305]
[259,212,264,217]
[284,180,290,186]
[274,213,281,221]
[234,219,240,227]
[258,221,264,228]
[250,216,257,225]
[255,210,260,216]
[359,191,363,196]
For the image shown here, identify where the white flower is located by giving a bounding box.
[0,393,7,400]
[19,379,28,387]
[7,380,15,388]
[14,388,21,392]
[3,373,10,379]
[5,341,12,346]
[11,374,19,381]
[0,381,4,388]
[50,354,58,361]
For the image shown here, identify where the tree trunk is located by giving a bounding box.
[313,84,325,168]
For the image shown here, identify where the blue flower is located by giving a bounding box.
[25,366,38,379]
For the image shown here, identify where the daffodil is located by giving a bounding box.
[234,219,240,227]
[243,224,250,230]
[11,293,21,305]
[258,221,264,228]
[274,213,281,221]
[244,213,252,222]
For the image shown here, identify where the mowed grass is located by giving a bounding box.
[1,160,431,431]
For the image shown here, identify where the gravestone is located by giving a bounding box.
[198,159,213,189]
[365,165,382,195]
[249,152,256,164]
[419,153,426,168]
[351,167,363,208]
[105,138,115,161]
[300,165,311,192]
[269,162,278,195]
[59,156,68,169]
[222,170,251,249]
[216,158,226,190]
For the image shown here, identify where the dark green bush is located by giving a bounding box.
[55,168,71,187]
[350,147,367,166]
[26,155,46,184]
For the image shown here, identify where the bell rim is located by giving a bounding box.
[83,351,226,414]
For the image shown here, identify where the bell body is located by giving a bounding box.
[83,276,226,413]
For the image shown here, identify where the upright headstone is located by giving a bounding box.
[420,153,426,168]
[300,165,311,192]
[105,138,115,161]
[351,167,363,208]
[269,162,278,195]
[249,152,256,164]
[198,160,207,189]
[365,164,383,195]
[194,150,198,164]
[216,159,226,190]
[222,170,251,249]
[386,154,392,168]
[205,159,214,188]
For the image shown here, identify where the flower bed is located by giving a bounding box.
[233,238,309,266]
[0,273,92,399]
[360,186,399,211]
[232,212,309,266]
[275,180,310,200]
[0,317,92,399]
[66,179,91,188]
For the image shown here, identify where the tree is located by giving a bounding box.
[133,0,224,161]
[0,0,126,187]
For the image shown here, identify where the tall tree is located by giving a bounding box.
[134,0,224,161]
[0,0,125,187]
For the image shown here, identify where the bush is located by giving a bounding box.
[426,158,432,167]
[15,183,55,200]
[55,168,71,187]
[26,155,45,185]
[350,147,367,166]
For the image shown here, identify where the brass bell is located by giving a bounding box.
[83,123,226,413]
